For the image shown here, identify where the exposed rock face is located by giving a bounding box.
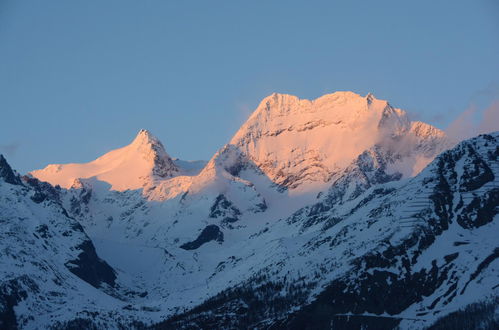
[65,239,116,288]
[180,225,224,250]
[0,154,21,185]
[209,194,242,224]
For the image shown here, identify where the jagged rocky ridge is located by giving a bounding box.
[228,92,449,191]
[1,91,497,329]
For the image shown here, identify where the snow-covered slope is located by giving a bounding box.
[2,128,498,329]
[28,93,451,245]
[155,132,499,330]
[30,129,179,191]
[0,155,147,329]
[228,92,449,192]
[4,91,497,329]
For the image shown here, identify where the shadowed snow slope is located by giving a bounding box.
[9,91,496,330]
[0,156,144,329]
[1,129,498,328]
[155,131,499,330]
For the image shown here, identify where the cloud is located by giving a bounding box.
[478,101,499,134]
[445,106,478,141]
[0,142,20,156]
[445,100,499,142]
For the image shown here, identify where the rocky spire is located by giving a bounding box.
[0,154,22,185]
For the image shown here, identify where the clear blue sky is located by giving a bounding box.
[1,0,498,173]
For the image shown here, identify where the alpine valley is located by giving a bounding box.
[1,92,498,329]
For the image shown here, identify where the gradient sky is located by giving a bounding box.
[1,0,498,173]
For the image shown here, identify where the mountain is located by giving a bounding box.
[30,129,179,191]
[155,131,499,330]
[31,93,449,197]
[5,131,495,329]
[2,91,497,329]
[29,92,451,229]
[228,92,449,192]
[0,155,136,329]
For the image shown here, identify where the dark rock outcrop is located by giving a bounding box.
[209,194,241,224]
[65,240,116,288]
[180,225,224,250]
[0,155,21,185]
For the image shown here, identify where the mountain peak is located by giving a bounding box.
[135,128,151,139]
[228,90,448,190]
[0,154,22,185]
[131,129,162,148]
[30,130,179,191]
[129,129,179,179]
[133,128,153,141]
[253,91,392,119]
[366,92,375,104]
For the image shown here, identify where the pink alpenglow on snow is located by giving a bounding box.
[30,129,179,191]
[31,92,450,197]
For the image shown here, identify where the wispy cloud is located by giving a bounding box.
[478,101,499,134]
[445,100,499,142]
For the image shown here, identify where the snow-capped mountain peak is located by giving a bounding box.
[227,91,449,191]
[127,129,179,178]
[30,129,179,191]
[130,128,161,150]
